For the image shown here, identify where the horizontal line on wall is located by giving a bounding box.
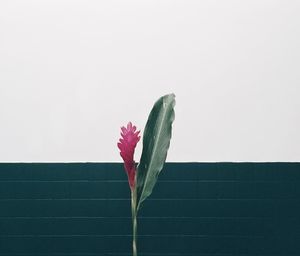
[0,254,225,256]
[0,234,269,238]
[0,198,298,201]
[0,216,294,220]
[0,180,128,183]
[2,198,298,201]
[0,253,275,256]
[4,254,290,256]
[0,180,298,183]
[0,254,192,256]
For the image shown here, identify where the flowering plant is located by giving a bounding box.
[118,94,176,256]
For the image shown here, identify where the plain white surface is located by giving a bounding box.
[0,0,299,162]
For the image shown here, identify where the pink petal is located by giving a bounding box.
[121,127,127,134]
[127,122,132,130]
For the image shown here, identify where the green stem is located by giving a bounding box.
[131,189,137,256]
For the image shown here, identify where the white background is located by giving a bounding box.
[0,0,299,162]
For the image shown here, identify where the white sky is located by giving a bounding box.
[0,0,299,162]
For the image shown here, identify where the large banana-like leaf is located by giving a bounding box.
[136,94,175,211]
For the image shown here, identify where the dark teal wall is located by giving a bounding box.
[0,163,299,255]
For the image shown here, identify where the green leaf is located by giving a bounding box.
[136,93,176,211]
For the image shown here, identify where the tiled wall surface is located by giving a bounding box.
[0,163,299,255]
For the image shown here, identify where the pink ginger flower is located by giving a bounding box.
[117,122,140,190]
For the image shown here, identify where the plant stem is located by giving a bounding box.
[131,189,137,256]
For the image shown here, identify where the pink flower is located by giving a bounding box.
[117,122,140,189]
